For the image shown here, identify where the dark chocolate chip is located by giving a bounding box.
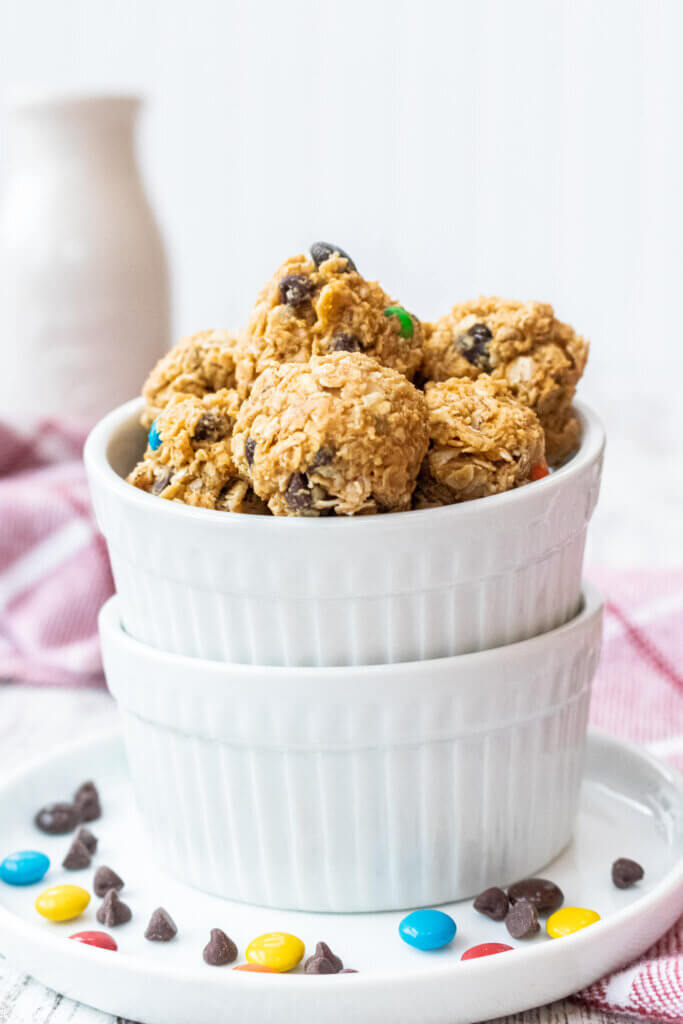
[309,241,356,272]
[612,857,644,889]
[309,447,334,470]
[505,901,539,939]
[145,907,178,942]
[152,469,173,495]
[62,838,92,871]
[96,889,132,927]
[94,865,124,898]
[74,780,101,823]
[304,941,344,975]
[330,332,361,352]
[193,412,227,443]
[76,827,98,854]
[473,886,509,921]
[203,928,238,966]
[245,436,256,467]
[34,802,80,835]
[507,878,564,914]
[457,321,493,371]
[285,471,312,510]
[279,274,315,307]
[339,969,358,974]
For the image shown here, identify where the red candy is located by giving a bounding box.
[530,461,550,481]
[69,930,117,951]
[461,942,513,960]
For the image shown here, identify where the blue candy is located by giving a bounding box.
[0,850,50,886]
[398,909,456,951]
[148,420,161,451]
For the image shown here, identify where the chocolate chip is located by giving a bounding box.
[75,827,98,854]
[473,886,509,921]
[94,865,124,898]
[193,412,227,443]
[505,901,539,939]
[330,332,360,352]
[152,469,173,495]
[309,447,334,470]
[612,857,644,889]
[96,889,131,927]
[507,878,563,914]
[339,969,358,974]
[74,780,101,823]
[145,907,178,942]
[285,471,312,510]
[304,941,344,975]
[34,802,80,835]
[245,437,256,466]
[62,838,92,871]
[310,241,356,272]
[279,274,315,307]
[457,322,493,371]
[203,928,238,966]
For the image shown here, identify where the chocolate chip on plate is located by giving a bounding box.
[285,471,312,510]
[145,907,178,942]
[330,332,361,353]
[304,941,344,975]
[612,857,644,889]
[96,889,132,927]
[279,274,315,308]
[74,780,101,823]
[473,886,509,921]
[339,969,358,974]
[34,802,80,835]
[203,928,238,966]
[94,865,124,898]
[457,322,493,372]
[505,901,540,939]
[75,826,98,854]
[507,878,564,914]
[309,241,356,272]
[62,838,92,871]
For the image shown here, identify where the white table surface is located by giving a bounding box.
[0,682,634,1024]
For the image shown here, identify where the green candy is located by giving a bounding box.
[384,306,414,339]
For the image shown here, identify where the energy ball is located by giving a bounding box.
[232,352,429,516]
[127,389,267,514]
[240,242,424,390]
[141,329,246,426]
[413,376,547,507]
[422,298,588,465]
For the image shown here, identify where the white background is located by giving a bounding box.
[0,0,681,566]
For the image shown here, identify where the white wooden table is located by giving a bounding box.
[0,683,622,1024]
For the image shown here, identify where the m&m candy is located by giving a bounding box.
[233,963,277,973]
[35,884,90,922]
[398,909,457,951]
[0,851,50,886]
[461,942,513,960]
[546,906,601,938]
[245,933,305,973]
[70,931,117,951]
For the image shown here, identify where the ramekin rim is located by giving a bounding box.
[84,397,605,532]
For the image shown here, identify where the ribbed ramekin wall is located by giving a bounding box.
[107,613,600,912]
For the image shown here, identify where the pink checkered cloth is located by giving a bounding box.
[0,422,682,1020]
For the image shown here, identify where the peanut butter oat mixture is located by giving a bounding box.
[422,298,588,465]
[413,376,546,507]
[127,389,268,513]
[232,352,429,516]
[239,242,423,392]
[141,329,246,426]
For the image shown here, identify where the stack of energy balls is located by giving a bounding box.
[127,242,588,517]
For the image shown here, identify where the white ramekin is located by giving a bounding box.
[85,398,604,666]
[99,583,603,913]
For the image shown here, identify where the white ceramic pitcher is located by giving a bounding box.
[0,94,170,421]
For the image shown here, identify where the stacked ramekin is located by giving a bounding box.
[86,398,605,912]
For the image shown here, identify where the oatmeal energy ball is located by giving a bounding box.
[232,352,429,516]
[413,376,547,507]
[422,298,588,465]
[141,329,245,426]
[127,389,267,514]
[240,241,424,392]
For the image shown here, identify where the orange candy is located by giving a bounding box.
[531,461,550,481]
[233,963,277,973]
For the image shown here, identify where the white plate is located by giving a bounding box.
[0,729,681,1024]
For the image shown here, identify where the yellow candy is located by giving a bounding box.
[547,906,601,938]
[245,932,305,973]
[35,885,90,922]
